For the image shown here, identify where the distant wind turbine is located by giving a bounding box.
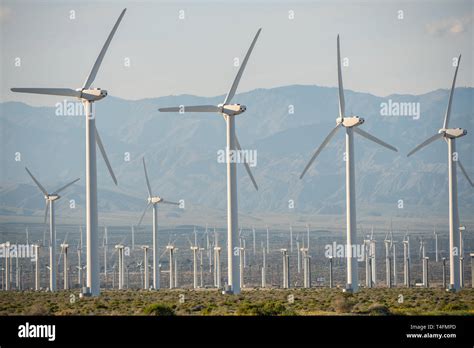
[25,167,79,292]
[137,157,179,290]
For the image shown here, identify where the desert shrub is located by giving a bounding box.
[442,302,468,311]
[237,301,296,316]
[143,303,176,316]
[367,303,391,316]
[25,303,51,316]
[332,296,353,313]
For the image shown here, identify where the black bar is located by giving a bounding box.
[0,315,472,346]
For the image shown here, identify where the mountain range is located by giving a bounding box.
[1,85,473,225]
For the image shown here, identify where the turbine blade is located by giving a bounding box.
[158,105,220,113]
[11,88,81,98]
[406,133,443,157]
[223,28,262,104]
[95,128,118,185]
[337,35,345,119]
[43,201,49,225]
[300,124,341,179]
[353,128,398,152]
[25,167,48,196]
[161,200,180,206]
[137,203,151,227]
[235,135,258,191]
[54,178,80,194]
[443,54,461,129]
[82,8,127,89]
[142,157,153,197]
[458,160,474,187]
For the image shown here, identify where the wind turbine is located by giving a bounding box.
[114,244,125,290]
[2,242,11,290]
[364,236,372,288]
[407,55,473,292]
[188,236,199,289]
[12,9,126,296]
[141,245,150,290]
[159,29,262,294]
[280,249,289,289]
[213,229,222,288]
[58,232,70,290]
[25,167,79,292]
[300,246,311,288]
[33,244,40,291]
[77,226,84,288]
[370,227,377,286]
[166,244,176,289]
[103,226,109,289]
[402,232,410,287]
[137,157,179,290]
[384,232,392,288]
[299,35,398,293]
[60,242,69,290]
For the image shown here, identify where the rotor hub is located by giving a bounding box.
[47,194,60,201]
[148,196,162,204]
[440,128,467,139]
[340,116,364,128]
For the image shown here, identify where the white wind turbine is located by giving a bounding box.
[166,244,176,289]
[137,157,179,290]
[299,35,398,292]
[370,227,377,286]
[25,167,79,292]
[407,54,473,292]
[159,29,262,294]
[187,235,199,289]
[141,245,150,290]
[58,232,70,290]
[12,9,126,296]
[33,244,40,291]
[213,229,222,288]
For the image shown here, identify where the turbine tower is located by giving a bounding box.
[407,54,473,292]
[299,35,398,292]
[33,244,40,291]
[159,29,262,294]
[137,157,179,290]
[141,246,149,290]
[12,9,126,296]
[25,167,79,292]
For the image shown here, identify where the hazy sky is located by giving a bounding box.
[1,0,472,106]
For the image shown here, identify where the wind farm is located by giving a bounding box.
[1,0,473,332]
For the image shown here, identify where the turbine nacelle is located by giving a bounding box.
[79,88,108,102]
[338,116,364,128]
[439,128,467,139]
[218,103,246,116]
[46,194,60,201]
[148,196,162,204]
